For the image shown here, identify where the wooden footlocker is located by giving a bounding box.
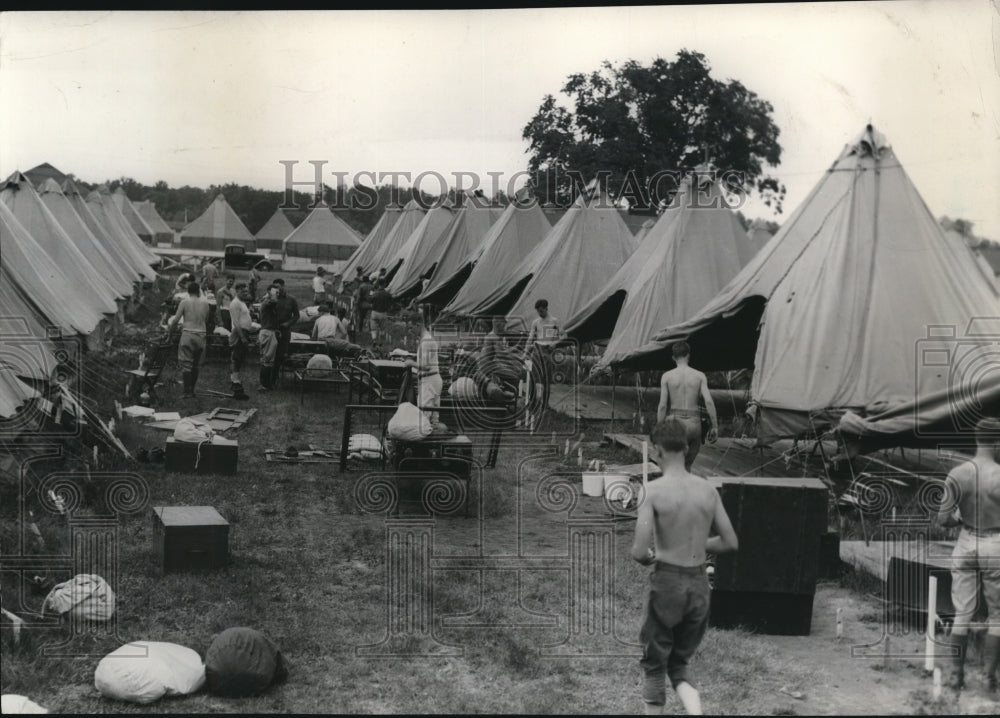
[164,436,238,474]
[153,505,230,573]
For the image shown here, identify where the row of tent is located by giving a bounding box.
[176,194,364,270]
[7,122,997,449]
[339,124,1000,448]
[0,166,163,426]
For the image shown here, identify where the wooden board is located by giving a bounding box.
[265,449,339,463]
[202,407,257,431]
[602,433,820,479]
[142,407,257,432]
[840,540,956,583]
[548,384,748,421]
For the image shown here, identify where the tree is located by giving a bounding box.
[522,50,785,211]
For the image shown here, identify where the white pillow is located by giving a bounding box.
[94,641,205,704]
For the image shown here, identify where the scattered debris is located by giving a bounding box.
[779,686,805,700]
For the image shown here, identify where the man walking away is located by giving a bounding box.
[370,279,393,350]
[656,341,719,472]
[632,419,739,715]
[257,283,281,390]
[227,283,252,400]
[201,259,219,295]
[937,417,1000,692]
[168,281,211,399]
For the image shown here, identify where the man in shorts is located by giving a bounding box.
[167,280,211,398]
[937,417,1000,691]
[656,341,719,472]
[632,418,739,714]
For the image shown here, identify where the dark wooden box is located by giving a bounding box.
[165,436,238,475]
[706,476,829,595]
[704,477,828,636]
[153,505,229,573]
[709,589,816,636]
[393,439,474,515]
[818,532,842,579]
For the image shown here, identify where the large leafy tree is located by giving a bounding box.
[522,50,785,211]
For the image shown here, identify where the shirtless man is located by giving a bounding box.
[168,280,211,398]
[632,418,739,715]
[656,341,719,472]
[936,417,1000,691]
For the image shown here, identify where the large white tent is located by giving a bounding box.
[624,125,1000,441]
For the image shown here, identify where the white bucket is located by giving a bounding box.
[581,472,604,497]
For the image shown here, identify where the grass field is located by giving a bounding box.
[0,270,969,714]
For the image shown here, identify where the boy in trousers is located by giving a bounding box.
[227,283,253,399]
[632,419,739,714]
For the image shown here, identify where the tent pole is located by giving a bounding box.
[610,369,617,434]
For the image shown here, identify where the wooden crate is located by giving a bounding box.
[153,506,229,573]
[165,436,239,474]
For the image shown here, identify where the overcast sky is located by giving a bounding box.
[1,3,998,237]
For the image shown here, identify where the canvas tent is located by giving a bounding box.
[113,189,156,245]
[281,207,362,272]
[86,187,159,279]
[24,162,69,188]
[133,200,175,245]
[0,290,63,381]
[255,209,295,252]
[180,194,256,252]
[65,178,149,283]
[387,200,486,298]
[380,200,457,287]
[631,218,656,247]
[622,124,1000,442]
[440,202,552,315]
[565,174,762,365]
[746,220,774,254]
[100,187,160,265]
[457,192,636,325]
[0,199,107,338]
[1,172,119,314]
[341,205,402,278]
[36,178,136,298]
[357,200,426,280]
[417,200,527,306]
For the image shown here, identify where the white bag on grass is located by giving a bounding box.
[1,695,49,714]
[94,641,205,704]
[42,574,115,622]
[387,402,433,442]
[173,418,214,444]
